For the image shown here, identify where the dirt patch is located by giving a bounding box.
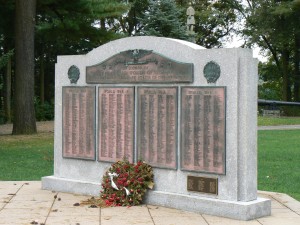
[0,121,54,135]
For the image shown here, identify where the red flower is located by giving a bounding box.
[105,200,112,206]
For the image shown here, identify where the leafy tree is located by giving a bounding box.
[107,0,150,36]
[258,61,282,100]
[36,0,128,51]
[175,0,238,48]
[0,50,14,70]
[13,0,37,134]
[0,0,15,123]
[195,0,238,48]
[0,49,13,123]
[233,0,300,102]
[138,0,188,40]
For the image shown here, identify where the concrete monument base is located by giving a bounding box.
[42,176,271,221]
[145,191,271,221]
[42,176,101,196]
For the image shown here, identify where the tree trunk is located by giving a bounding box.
[44,55,52,103]
[40,56,45,104]
[294,35,300,101]
[13,0,37,134]
[100,19,106,30]
[4,56,12,123]
[281,50,291,101]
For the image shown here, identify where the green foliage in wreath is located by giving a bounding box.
[101,160,154,206]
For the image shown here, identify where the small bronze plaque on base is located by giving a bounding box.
[187,176,218,195]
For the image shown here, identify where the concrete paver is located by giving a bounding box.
[12,193,57,202]
[257,217,300,225]
[5,199,52,209]
[270,192,300,212]
[101,205,153,225]
[151,217,206,225]
[258,125,300,130]
[202,214,262,225]
[0,208,48,225]
[49,206,99,217]
[0,182,23,195]
[269,208,300,218]
[148,205,208,225]
[0,194,13,203]
[52,198,87,208]
[46,215,100,225]
[0,181,299,225]
[55,192,91,201]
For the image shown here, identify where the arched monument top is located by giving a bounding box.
[86,36,205,62]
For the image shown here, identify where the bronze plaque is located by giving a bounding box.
[86,49,193,83]
[181,87,225,174]
[62,87,96,160]
[98,87,134,162]
[137,87,177,169]
[187,176,218,195]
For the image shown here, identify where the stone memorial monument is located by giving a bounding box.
[42,36,271,220]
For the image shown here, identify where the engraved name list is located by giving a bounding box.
[181,87,225,174]
[137,87,177,169]
[62,87,96,160]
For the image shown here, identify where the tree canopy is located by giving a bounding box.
[238,0,300,102]
[138,0,188,39]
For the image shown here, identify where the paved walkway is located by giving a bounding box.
[0,181,300,225]
[258,124,300,130]
[2,122,300,135]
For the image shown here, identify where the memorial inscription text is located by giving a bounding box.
[137,87,177,169]
[62,87,95,160]
[181,87,225,174]
[98,87,134,162]
[187,176,218,195]
[86,50,193,83]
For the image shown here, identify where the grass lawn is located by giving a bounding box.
[258,129,300,201]
[0,133,53,181]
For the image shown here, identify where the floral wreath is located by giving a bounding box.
[101,160,154,206]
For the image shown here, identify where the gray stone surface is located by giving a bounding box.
[145,191,271,221]
[42,176,100,196]
[42,36,271,220]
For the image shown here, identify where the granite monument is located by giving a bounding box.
[42,36,271,220]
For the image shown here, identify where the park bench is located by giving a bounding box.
[262,109,281,117]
